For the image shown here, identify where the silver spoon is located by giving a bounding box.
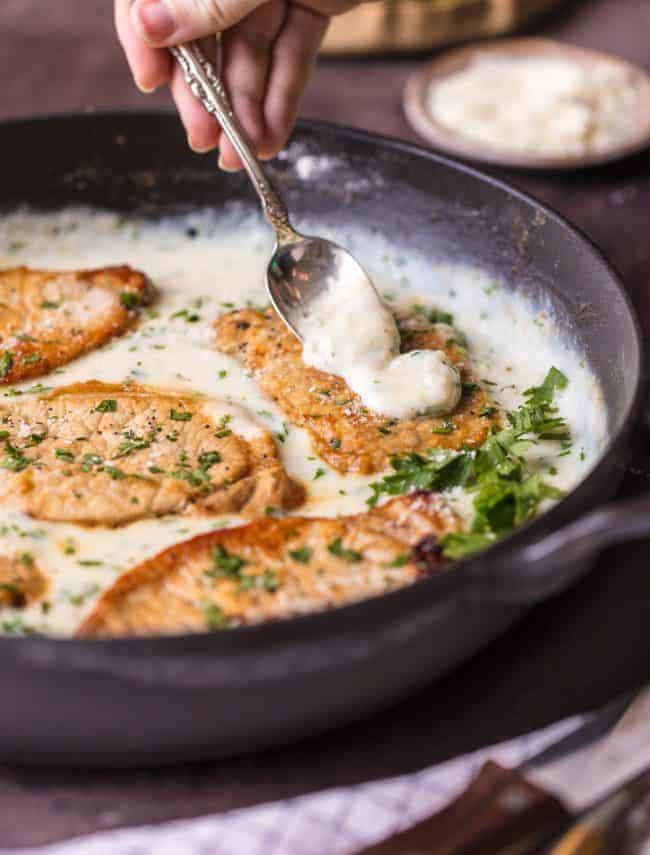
[170,40,381,340]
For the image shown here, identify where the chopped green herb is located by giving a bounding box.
[0,352,13,378]
[368,367,570,561]
[264,505,284,518]
[205,545,246,580]
[431,420,455,435]
[39,300,60,309]
[313,468,326,480]
[203,602,227,630]
[388,553,410,567]
[289,546,313,564]
[115,434,151,457]
[82,453,103,466]
[328,538,362,562]
[95,399,117,413]
[120,291,141,310]
[55,449,75,462]
[479,406,497,418]
[238,570,279,593]
[171,308,200,323]
[24,432,46,447]
[218,370,228,379]
[1,440,29,472]
[329,438,342,450]
[22,353,42,365]
[104,465,126,480]
[170,409,192,421]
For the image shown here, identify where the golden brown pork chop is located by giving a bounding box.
[0,266,153,384]
[214,309,499,474]
[0,382,304,526]
[0,553,47,609]
[78,491,459,637]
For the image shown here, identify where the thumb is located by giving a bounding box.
[130,0,265,46]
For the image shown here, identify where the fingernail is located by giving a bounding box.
[132,0,176,42]
[189,139,216,155]
[135,79,158,94]
[218,156,239,173]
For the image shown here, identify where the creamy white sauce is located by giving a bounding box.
[0,207,608,636]
[300,272,461,419]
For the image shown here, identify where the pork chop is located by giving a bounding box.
[0,553,47,609]
[0,382,304,526]
[0,266,153,384]
[214,308,499,474]
[78,491,459,637]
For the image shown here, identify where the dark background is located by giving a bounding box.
[2,0,650,848]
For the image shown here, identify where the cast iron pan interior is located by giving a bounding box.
[0,114,642,765]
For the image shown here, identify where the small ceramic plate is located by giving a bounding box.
[403,38,650,170]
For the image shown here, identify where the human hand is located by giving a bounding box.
[116,0,358,170]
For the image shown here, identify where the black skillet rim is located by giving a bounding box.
[0,112,644,662]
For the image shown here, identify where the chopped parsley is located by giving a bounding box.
[95,399,117,413]
[23,354,42,365]
[1,440,29,472]
[104,465,126,480]
[171,308,200,323]
[238,570,279,593]
[313,468,326,480]
[0,352,13,378]
[206,544,247,579]
[289,546,313,564]
[170,409,192,421]
[203,602,227,630]
[120,291,141,310]
[327,538,362,563]
[115,432,151,457]
[368,367,569,561]
[431,420,455,435]
[329,438,341,450]
[55,449,75,462]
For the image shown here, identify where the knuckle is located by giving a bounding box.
[193,0,233,29]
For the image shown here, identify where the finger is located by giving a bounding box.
[263,5,328,157]
[130,0,266,46]
[115,0,171,92]
[217,2,286,171]
[169,60,222,152]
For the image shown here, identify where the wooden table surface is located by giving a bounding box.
[2,0,650,848]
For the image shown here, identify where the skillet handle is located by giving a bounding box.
[355,761,569,855]
[468,494,650,604]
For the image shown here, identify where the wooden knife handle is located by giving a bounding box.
[356,761,570,855]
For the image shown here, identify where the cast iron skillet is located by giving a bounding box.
[0,113,645,766]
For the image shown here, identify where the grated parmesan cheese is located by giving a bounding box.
[428,54,641,159]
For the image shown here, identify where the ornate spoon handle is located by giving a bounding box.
[170,41,295,242]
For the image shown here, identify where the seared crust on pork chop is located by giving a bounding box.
[78,491,459,637]
[0,553,47,609]
[214,309,499,474]
[0,382,304,526]
[0,266,153,384]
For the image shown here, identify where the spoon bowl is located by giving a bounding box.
[267,234,380,342]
